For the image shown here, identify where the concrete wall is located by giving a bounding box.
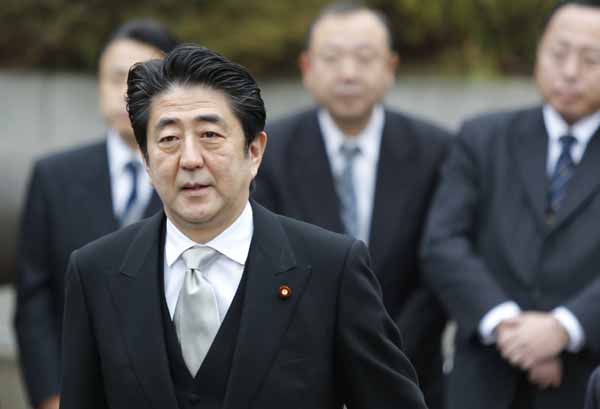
[0,71,540,407]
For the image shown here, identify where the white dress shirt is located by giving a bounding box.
[163,202,253,321]
[106,129,154,220]
[318,105,384,243]
[479,105,600,352]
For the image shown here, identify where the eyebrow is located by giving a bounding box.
[193,114,228,130]
[153,114,229,134]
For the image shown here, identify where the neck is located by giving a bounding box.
[330,111,373,138]
[166,199,248,244]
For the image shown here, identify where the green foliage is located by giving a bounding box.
[1,0,559,76]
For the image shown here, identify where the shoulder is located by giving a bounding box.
[275,211,362,265]
[454,106,541,152]
[385,109,450,144]
[265,109,317,148]
[267,109,316,136]
[459,106,540,137]
[33,139,106,176]
[72,216,151,273]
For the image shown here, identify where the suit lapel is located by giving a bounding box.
[369,112,415,264]
[511,108,549,231]
[106,212,178,409]
[288,111,345,233]
[73,139,119,235]
[224,203,312,409]
[552,126,600,230]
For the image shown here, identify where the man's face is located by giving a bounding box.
[535,5,600,124]
[98,39,163,145]
[144,84,266,240]
[300,10,398,130]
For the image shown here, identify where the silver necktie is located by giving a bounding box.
[174,246,220,376]
[337,143,361,238]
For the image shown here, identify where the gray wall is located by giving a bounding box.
[0,70,540,408]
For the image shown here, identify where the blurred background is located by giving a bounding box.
[1,0,554,407]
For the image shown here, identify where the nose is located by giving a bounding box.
[180,135,205,170]
[561,53,581,82]
[338,55,360,81]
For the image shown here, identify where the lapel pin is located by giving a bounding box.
[278,285,292,300]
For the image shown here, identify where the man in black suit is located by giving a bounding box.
[14,20,177,409]
[421,1,600,408]
[59,44,427,409]
[253,3,449,407]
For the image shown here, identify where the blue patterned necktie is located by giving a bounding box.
[337,143,361,238]
[547,134,577,221]
[120,161,139,225]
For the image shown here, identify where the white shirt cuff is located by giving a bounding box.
[479,302,521,345]
[552,307,585,352]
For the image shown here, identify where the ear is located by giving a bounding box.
[249,131,268,178]
[387,52,400,74]
[298,51,311,76]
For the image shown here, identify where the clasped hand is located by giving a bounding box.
[496,312,569,389]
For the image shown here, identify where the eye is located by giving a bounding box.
[202,131,220,139]
[158,135,178,144]
[583,53,600,67]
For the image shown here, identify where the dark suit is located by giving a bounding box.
[253,108,449,407]
[14,139,161,407]
[60,202,426,409]
[421,106,600,409]
[585,367,600,409]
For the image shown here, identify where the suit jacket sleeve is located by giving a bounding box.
[585,367,600,409]
[563,277,600,355]
[336,240,427,409]
[14,162,61,407]
[60,251,107,409]
[420,123,512,336]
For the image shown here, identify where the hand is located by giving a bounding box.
[528,357,562,389]
[496,312,569,370]
[37,395,60,409]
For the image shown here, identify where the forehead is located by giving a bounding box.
[148,84,239,128]
[543,5,600,47]
[309,10,390,50]
[100,39,162,72]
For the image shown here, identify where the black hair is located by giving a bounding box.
[101,19,179,58]
[126,44,266,160]
[303,1,395,51]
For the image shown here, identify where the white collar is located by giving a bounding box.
[106,129,144,175]
[318,105,384,161]
[165,201,253,267]
[543,105,600,147]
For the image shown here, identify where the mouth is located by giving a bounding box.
[181,182,211,194]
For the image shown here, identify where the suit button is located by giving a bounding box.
[188,393,201,404]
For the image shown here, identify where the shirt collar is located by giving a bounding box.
[165,201,254,267]
[318,105,384,161]
[543,104,600,147]
[106,129,144,177]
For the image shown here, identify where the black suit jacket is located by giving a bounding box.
[253,108,449,406]
[14,139,161,407]
[421,106,600,409]
[585,367,600,409]
[59,202,427,409]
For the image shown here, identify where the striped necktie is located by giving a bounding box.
[546,134,577,222]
